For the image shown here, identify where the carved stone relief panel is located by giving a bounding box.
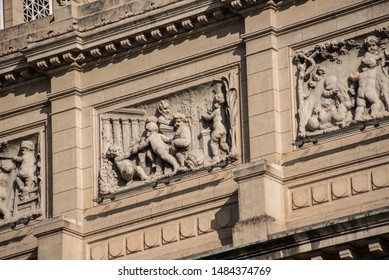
[294,27,389,138]
[98,72,239,195]
[0,134,42,225]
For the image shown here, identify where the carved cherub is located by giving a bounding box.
[130,122,180,175]
[0,162,12,220]
[0,187,10,220]
[325,77,352,126]
[157,99,173,127]
[137,116,158,172]
[202,92,230,162]
[307,76,353,132]
[365,35,380,55]
[107,144,149,184]
[353,52,388,120]
[13,140,36,200]
[171,112,191,172]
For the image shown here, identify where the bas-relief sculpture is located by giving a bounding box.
[295,28,389,138]
[0,136,42,225]
[99,72,238,195]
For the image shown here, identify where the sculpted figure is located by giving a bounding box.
[0,187,10,220]
[351,35,389,120]
[317,76,338,129]
[107,144,149,184]
[202,92,230,162]
[157,99,174,139]
[0,162,15,220]
[138,116,158,172]
[307,76,353,131]
[332,80,354,127]
[0,163,12,220]
[295,51,317,136]
[171,113,191,171]
[353,52,387,120]
[13,140,36,200]
[130,122,180,175]
[365,35,380,55]
[157,99,173,128]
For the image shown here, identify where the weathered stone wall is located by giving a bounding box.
[0,0,388,259]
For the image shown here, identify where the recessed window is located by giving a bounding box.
[23,0,52,22]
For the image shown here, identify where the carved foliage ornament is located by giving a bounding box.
[0,135,42,225]
[294,27,389,138]
[98,72,239,195]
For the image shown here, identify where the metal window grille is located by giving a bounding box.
[23,0,52,22]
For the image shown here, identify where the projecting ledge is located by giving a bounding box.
[233,159,283,183]
[33,216,84,260]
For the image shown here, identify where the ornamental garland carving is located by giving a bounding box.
[294,27,389,138]
[98,72,239,194]
[0,135,42,225]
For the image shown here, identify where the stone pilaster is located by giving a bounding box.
[33,216,83,260]
[242,7,287,163]
[49,69,89,222]
[232,159,286,246]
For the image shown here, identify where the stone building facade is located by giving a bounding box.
[0,0,389,260]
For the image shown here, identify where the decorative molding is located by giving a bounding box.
[166,24,179,35]
[0,0,318,84]
[90,48,102,58]
[88,207,236,259]
[36,60,49,70]
[119,39,132,49]
[0,0,384,87]
[181,19,194,30]
[151,29,163,40]
[49,56,62,66]
[135,34,148,45]
[291,165,389,211]
[4,74,16,83]
[0,1,234,78]
[104,43,117,54]
[197,14,209,25]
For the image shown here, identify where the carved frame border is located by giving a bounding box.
[91,67,242,203]
[290,27,389,148]
[0,121,47,229]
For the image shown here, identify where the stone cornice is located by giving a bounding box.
[233,159,284,183]
[0,0,290,90]
[0,0,358,91]
[33,216,84,239]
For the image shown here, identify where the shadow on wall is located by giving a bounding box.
[85,173,226,221]
[211,190,239,246]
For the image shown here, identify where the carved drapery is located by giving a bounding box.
[98,72,239,195]
[294,27,389,138]
[0,135,42,225]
